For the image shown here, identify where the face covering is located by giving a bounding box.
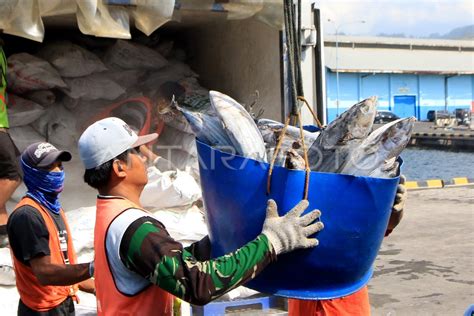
[21,158,65,214]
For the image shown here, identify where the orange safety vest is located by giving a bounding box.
[11,197,79,312]
[94,197,173,316]
[288,286,370,316]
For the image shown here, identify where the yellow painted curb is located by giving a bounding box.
[453,177,469,185]
[406,177,473,189]
[426,179,443,188]
[405,181,419,189]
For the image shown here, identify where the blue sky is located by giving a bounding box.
[319,0,474,37]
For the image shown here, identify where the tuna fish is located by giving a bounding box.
[257,118,320,167]
[177,106,234,149]
[340,117,416,177]
[308,97,377,172]
[209,91,267,162]
[257,119,320,148]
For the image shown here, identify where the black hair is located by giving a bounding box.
[83,151,129,190]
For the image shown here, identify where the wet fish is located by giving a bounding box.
[257,118,320,148]
[308,97,377,172]
[257,119,319,167]
[340,117,416,177]
[209,91,267,161]
[177,106,234,149]
[368,157,400,178]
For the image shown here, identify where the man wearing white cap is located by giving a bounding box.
[78,117,325,316]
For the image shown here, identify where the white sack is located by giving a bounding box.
[132,0,175,36]
[23,90,56,106]
[0,248,15,286]
[7,53,67,94]
[150,205,208,247]
[154,148,198,172]
[66,206,96,260]
[103,40,168,70]
[7,95,45,127]
[104,69,146,92]
[157,125,197,157]
[0,0,44,42]
[141,167,201,210]
[9,125,46,152]
[37,41,107,77]
[32,104,77,149]
[39,0,76,16]
[76,0,131,39]
[62,73,125,101]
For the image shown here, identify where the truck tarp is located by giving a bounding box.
[0,0,283,42]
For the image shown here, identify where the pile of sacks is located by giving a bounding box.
[7,36,205,176]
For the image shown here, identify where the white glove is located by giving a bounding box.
[261,199,324,255]
[386,175,407,234]
[393,175,407,213]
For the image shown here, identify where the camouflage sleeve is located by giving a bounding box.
[184,236,211,261]
[119,216,276,305]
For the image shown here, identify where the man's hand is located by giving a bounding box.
[262,199,324,255]
[78,278,95,295]
[386,175,407,236]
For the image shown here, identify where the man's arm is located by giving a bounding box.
[184,236,211,261]
[29,256,92,286]
[119,200,322,306]
[120,216,275,306]
[78,278,95,294]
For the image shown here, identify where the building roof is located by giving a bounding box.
[323,35,474,75]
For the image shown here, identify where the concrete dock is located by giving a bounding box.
[409,122,474,150]
[369,186,474,316]
[374,121,474,150]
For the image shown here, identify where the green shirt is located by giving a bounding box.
[0,46,9,128]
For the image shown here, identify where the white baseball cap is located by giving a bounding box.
[78,117,157,169]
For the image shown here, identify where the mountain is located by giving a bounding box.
[376,25,474,40]
[441,25,474,39]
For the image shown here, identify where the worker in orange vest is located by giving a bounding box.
[78,117,325,315]
[288,176,408,316]
[7,142,95,315]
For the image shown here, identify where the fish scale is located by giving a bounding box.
[177,106,233,148]
[308,97,378,172]
[209,91,267,162]
[340,117,416,177]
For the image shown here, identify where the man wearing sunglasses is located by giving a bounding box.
[7,142,95,315]
[78,117,324,315]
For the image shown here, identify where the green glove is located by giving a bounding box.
[262,199,324,255]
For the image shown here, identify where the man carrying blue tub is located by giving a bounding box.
[78,117,325,315]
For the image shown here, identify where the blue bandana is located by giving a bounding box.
[21,158,65,214]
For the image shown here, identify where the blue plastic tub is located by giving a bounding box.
[196,139,399,299]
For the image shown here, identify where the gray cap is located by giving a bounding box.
[78,117,157,169]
